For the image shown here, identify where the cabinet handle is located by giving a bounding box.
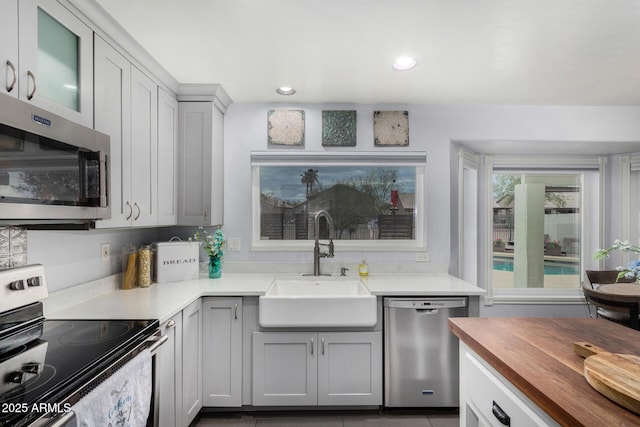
[5,60,16,92]
[310,337,314,355]
[492,401,511,426]
[321,337,325,355]
[27,70,36,100]
[133,202,141,220]
[234,303,238,320]
[166,319,176,329]
[125,201,133,220]
[204,208,208,222]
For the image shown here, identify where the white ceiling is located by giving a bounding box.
[95,0,640,106]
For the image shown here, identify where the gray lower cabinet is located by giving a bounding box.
[252,332,317,406]
[202,297,243,407]
[317,331,383,405]
[252,331,382,406]
[158,313,182,427]
[182,299,203,426]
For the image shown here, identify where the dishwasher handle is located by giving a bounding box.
[415,308,439,314]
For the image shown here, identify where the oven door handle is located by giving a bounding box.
[147,333,168,353]
[46,410,76,427]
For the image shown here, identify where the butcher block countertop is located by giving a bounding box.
[448,317,640,427]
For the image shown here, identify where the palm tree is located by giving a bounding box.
[301,169,319,195]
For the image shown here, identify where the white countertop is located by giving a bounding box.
[46,273,484,324]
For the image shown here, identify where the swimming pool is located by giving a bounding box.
[493,258,579,275]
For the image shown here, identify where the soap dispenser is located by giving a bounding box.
[359,258,369,277]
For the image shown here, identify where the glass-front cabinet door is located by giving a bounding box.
[18,0,93,127]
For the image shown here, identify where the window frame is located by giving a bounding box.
[250,151,427,252]
[482,155,605,305]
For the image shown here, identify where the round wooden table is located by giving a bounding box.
[598,283,640,298]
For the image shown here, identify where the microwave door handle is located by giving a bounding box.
[78,150,108,207]
[99,151,108,208]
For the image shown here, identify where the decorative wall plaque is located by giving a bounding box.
[267,109,305,146]
[373,111,409,146]
[322,110,357,146]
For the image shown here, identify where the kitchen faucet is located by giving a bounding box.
[313,239,334,276]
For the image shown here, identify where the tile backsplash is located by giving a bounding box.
[0,226,27,269]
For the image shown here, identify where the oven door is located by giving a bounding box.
[32,330,167,427]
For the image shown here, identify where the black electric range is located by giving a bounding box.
[0,265,160,427]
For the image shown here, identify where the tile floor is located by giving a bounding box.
[192,409,459,426]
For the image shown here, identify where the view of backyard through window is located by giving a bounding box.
[259,166,416,240]
[492,173,581,289]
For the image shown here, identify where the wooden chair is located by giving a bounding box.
[583,270,640,330]
[585,269,635,289]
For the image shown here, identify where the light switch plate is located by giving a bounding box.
[228,238,240,251]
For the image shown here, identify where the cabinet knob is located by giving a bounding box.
[166,319,176,329]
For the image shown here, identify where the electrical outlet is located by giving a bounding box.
[415,252,429,262]
[228,237,240,251]
[101,243,110,262]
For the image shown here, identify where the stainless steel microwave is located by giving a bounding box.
[0,93,110,226]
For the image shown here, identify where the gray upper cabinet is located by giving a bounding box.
[177,84,231,226]
[18,0,93,127]
[94,35,131,228]
[157,87,179,226]
[1,1,19,98]
[95,35,176,228]
[129,65,158,227]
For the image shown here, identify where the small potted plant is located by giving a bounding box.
[594,239,640,282]
[545,240,562,256]
[493,238,505,252]
[193,226,225,278]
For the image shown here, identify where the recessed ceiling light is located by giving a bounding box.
[276,86,296,95]
[392,57,417,71]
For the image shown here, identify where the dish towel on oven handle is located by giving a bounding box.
[71,349,152,427]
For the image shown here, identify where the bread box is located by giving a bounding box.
[153,240,200,283]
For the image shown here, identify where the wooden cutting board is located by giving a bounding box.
[573,341,640,415]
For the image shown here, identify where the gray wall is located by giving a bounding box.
[27,228,157,292]
[221,102,640,316]
[23,102,640,310]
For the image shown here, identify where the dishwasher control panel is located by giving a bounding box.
[384,297,468,310]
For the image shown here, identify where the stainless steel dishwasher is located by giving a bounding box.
[384,297,468,407]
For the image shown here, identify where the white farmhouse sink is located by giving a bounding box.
[258,278,377,328]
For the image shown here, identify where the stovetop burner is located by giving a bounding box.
[56,320,133,346]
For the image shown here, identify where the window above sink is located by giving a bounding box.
[251,151,426,251]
